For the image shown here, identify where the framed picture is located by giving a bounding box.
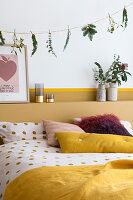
[0,44,29,103]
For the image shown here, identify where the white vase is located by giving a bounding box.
[96,84,106,102]
[108,83,117,101]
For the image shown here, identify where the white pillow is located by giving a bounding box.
[120,121,133,135]
[0,122,45,143]
[73,118,82,123]
[73,118,133,135]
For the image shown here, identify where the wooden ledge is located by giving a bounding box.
[0,101,133,124]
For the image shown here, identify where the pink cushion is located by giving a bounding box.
[43,120,85,147]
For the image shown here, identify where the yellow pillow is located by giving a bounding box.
[55,132,133,153]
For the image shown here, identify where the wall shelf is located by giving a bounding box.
[0,101,133,124]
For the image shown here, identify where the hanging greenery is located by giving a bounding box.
[11,30,24,55]
[0,31,5,45]
[82,24,97,41]
[46,31,57,57]
[0,4,131,56]
[107,14,122,34]
[122,7,128,30]
[31,32,38,56]
[63,26,71,51]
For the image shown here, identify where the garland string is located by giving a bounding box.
[1,1,133,35]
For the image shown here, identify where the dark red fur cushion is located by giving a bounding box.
[75,114,132,137]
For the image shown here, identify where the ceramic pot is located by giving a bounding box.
[108,83,117,101]
[96,84,106,102]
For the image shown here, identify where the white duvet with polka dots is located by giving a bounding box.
[1,139,133,199]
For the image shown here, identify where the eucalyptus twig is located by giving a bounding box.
[0,31,5,45]
[46,31,57,57]
[93,62,107,84]
[82,24,97,41]
[11,30,24,55]
[63,26,71,51]
[31,32,38,56]
[122,7,128,30]
[106,55,131,86]
[107,14,123,34]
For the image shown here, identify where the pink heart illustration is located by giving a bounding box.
[0,57,17,82]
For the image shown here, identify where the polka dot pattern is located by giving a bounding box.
[5,163,10,166]
[16,162,21,165]
[6,180,9,185]
[0,122,45,144]
[6,171,9,175]
[1,140,133,200]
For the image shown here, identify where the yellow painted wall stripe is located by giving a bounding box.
[30,88,133,92]
[118,88,133,91]
[30,88,97,92]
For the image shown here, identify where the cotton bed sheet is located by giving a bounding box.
[1,140,133,200]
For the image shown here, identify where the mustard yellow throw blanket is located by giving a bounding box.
[4,159,133,200]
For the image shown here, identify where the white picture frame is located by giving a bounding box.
[0,44,29,103]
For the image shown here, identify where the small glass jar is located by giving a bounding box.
[46,93,54,103]
[35,83,44,103]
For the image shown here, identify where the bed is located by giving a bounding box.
[1,101,133,200]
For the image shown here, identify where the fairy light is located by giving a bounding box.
[19,34,23,38]
[9,33,13,37]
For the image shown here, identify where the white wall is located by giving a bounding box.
[1,0,133,88]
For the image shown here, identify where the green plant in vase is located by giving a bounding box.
[107,55,131,101]
[93,62,108,84]
[106,55,131,86]
[93,55,131,101]
[93,62,108,102]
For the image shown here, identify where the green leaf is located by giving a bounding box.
[89,28,97,34]
[63,28,71,51]
[118,80,121,86]
[31,33,38,56]
[81,24,97,41]
[0,31,5,45]
[81,26,87,31]
[94,62,102,69]
[122,75,125,81]
[125,71,131,76]
[107,79,112,83]
[83,29,89,37]
[88,32,93,41]
[89,24,96,28]
[124,73,127,81]
[122,7,128,30]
